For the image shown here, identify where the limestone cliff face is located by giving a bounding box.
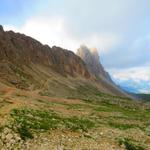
[0,25,90,78]
[77,45,111,81]
[76,45,129,96]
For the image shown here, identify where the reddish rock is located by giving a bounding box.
[0,26,90,79]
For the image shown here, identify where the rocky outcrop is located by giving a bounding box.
[0,25,130,97]
[0,27,90,78]
[77,45,112,81]
[0,127,23,150]
[77,45,130,97]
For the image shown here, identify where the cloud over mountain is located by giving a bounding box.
[1,0,150,93]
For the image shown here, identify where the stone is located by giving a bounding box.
[15,136,21,142]
[100,132,103,135]
[5,133,13,141]
[10,139,15,145]
[3,128,10,135]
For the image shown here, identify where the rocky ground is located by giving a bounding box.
[0,86,150,150]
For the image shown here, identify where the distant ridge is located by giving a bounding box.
[0,25,130,98]
[77,45,131,97]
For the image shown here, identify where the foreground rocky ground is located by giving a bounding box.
[0,86,150,150]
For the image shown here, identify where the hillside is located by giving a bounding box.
[77,45,129,97]
[0,25,150,150]
[0,84,150,150]
[0,25,128,98]
[136,94,150,102]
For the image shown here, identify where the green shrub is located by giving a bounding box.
[64,116,95,132]
[109,122,137,130]
[10,108,95,140]
[119,138,145,150]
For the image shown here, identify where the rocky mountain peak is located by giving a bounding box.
[76,45,129,96]
[77,45,106,78]
[0,25,90,79]
[90,48,100,62]
[90,47,99,57]
[0,25,128,97]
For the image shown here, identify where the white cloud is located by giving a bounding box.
[138,89,150,94]
[109,65,150,94]
[4,16,79,52]
[81,33,121,54]
[110,65,150,83]
[4,16,121,54]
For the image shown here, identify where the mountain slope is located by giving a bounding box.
[77,45,129,97]
[0,25,90,78]
[1,25,150,150]
[136,93,150,102]
[77,45,110,80]
[0,25,129,98]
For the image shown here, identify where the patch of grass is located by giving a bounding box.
[136,94,150,102]
[11,108,61,129]
[118,138,145,150]
[36,99,57,107]
[94,101,126,114]
[17,125,34,140]
[10,108,96,140]
[109,122,137,130]
[10,65,30,80]
[39,90,54,97]
[66,84,104,101]
[64,116,95,132]
[94,100,147,121]
[96,92,132,101]
[67,104,86,110]
[95,106,114,112]
[10,108,62,140]
[37,99,90,110]
[9,65,32,89]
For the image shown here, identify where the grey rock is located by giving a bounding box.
[5,133,13,141]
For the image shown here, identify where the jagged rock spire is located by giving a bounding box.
[77,45,106,78]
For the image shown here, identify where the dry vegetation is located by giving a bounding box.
[0,84,150,150]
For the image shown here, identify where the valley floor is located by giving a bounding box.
[0,86,150,150]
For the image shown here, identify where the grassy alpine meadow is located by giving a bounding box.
[0,86,150,150]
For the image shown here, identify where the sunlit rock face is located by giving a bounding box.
[0,25,90,79]
[77,45,111,80]
[0,25,129,97]
[76,45,130,97]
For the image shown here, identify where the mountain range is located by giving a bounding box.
[1,25,150,150]
[0,25,130,99]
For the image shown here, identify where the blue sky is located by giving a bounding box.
[1,0,150,93]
